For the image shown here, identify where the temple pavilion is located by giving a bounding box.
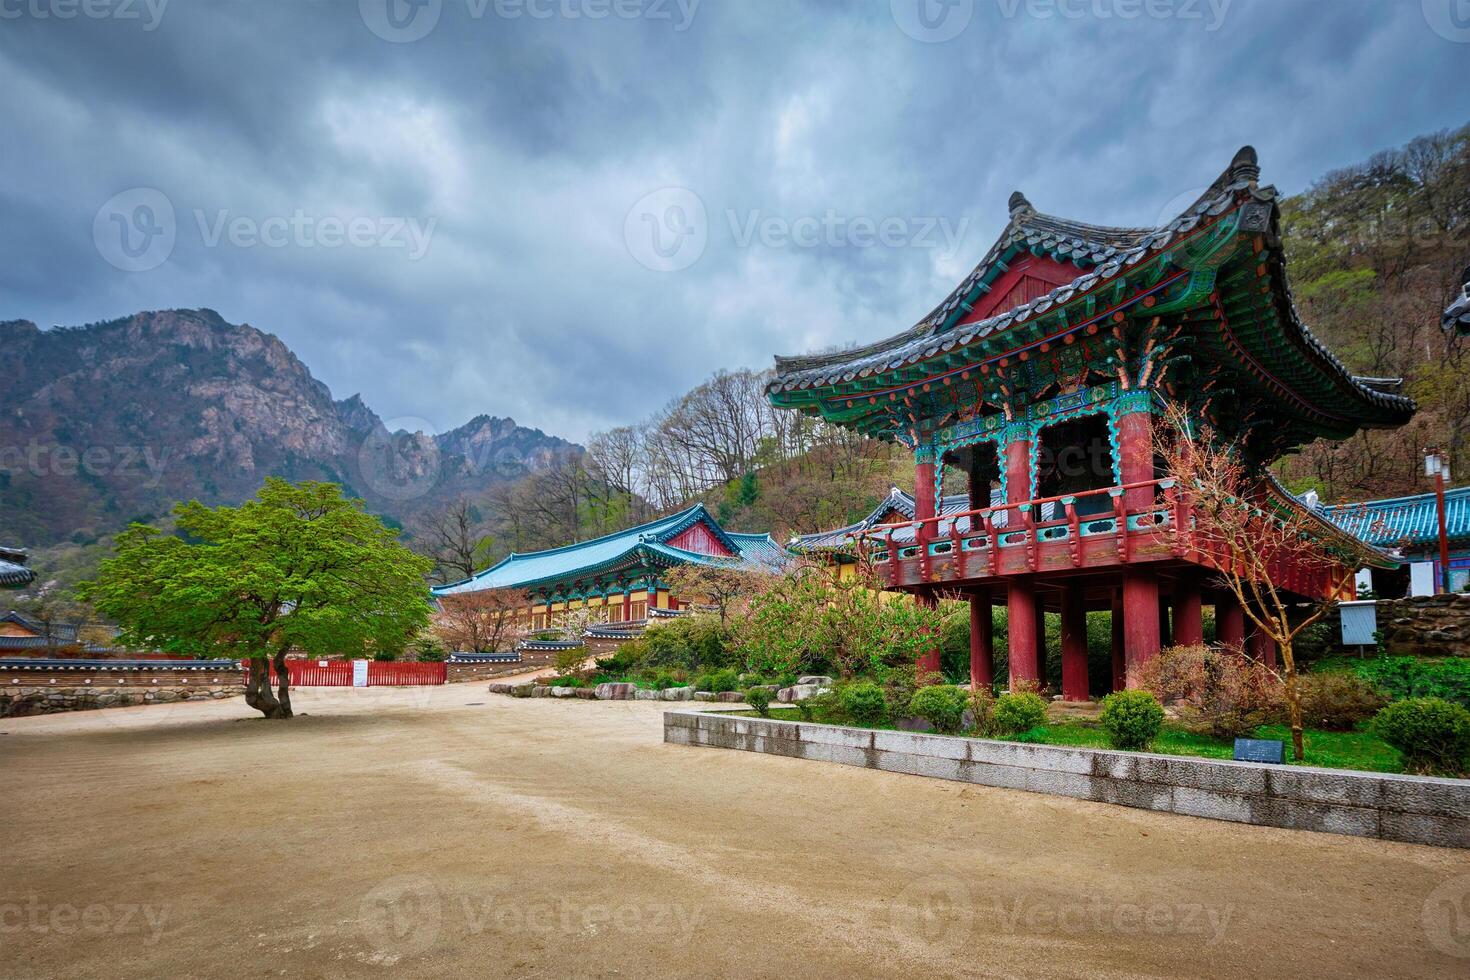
[767,147,1415,696]
[431,504,788,629]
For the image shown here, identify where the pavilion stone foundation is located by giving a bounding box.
[1370,594,1470,657]
[1,685,240,718]
[666,710,1470,849]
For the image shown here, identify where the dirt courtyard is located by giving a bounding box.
[2,688,1468,979]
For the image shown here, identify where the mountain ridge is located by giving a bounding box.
[0,308,580,544]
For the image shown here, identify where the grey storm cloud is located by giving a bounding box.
[1,0,1468,441]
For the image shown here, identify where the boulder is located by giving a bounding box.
[531,686,551,697]
[488,682,515,695]
[694,692,715,702]
[896,716,934,733]
[595,682,638,700]
[573,688,597,699]
[510,683,535,698]
[551,686,578,698]
[716,691,745,703]
[780,683,827,702]
[660,686,694,701]
[797,676,834,687]
[634,689,660,700]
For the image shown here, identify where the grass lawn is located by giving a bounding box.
[748,707,1405,774]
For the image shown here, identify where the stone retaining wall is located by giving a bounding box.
[665,710,1470,849]
[2,685,240,717]
[1369,593,1470,656]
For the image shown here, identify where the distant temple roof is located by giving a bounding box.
[1320,485,1470,552]
[768,147,1415,460]
[0,549,35,590]
[432,504,789,598]
[1445,265,1470,335]
[793,488,1002,552]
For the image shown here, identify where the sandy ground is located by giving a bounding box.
[2,688,1468,979]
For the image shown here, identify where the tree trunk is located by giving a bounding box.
[1280,641,1304,761]
[272,649,294,719]
[243,656,286,718]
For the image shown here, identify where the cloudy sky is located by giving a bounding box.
[2,0,1467,442]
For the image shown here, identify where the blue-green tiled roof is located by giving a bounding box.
[432,504,789,596]
[1320,485,1470,550]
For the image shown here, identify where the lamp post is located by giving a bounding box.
[1425,449,1452,594]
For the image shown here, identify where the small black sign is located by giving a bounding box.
[1233,738,1285,764]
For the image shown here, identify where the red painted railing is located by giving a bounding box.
[247,660,447,687]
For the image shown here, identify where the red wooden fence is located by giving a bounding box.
[249,660,447,687]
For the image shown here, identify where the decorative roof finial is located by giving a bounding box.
[1229,145,1260,185]
[1008,191,1033,216]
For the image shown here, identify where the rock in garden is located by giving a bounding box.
[595,682,638,700]
[797,676,834,687]
[660,686,693,701]
[551,686,578,697]
[694,692,714,701]
[634,689,660,700]
[573,688,596,699]
[716,691,745,703]
[531,686,550,697]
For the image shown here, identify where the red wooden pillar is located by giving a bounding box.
[1110,593,1125,693]
[622,587,632,622]
[1247,621,1278,669]
[1060,583,1088,701]
[1007,579,1039,689]
[914,446,942,680]
[969,588,993,691]
[1217,592,1245,651]
[1032,591,1048,682]
[1117,405,1160,687]
[1123,570,1160,688]
[1173,575,1204,646]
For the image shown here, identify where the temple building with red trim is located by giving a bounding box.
[767,147,1415,697]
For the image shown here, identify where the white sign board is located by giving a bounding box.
[352,659,369,687]
[1354,568,1374,597]
[1409,562,1435,597]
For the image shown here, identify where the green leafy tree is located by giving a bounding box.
[79,479,433,718]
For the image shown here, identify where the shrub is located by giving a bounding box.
[372,650,398,662]
[795,690,839,723]
[1353,657,1470,709]
[992,692,1047,736]
[694,668,739,693]
[744,686,773,717]
[1296,672,1388,731]
[967,686,995,736]
[1139,644,1281,738]
[595,647,640,676]
[1099,690,1165,751]
[1371,698,1470,776]
[639,615,732,671]
[553,646,589,678]
[411,634,448,662]
[840,681,888,726]
[908,685,969,735]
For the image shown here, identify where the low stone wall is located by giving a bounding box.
[445,655,548,683]
[665,711,1470,849]
[2,685,240,717]
[1371,593,1470,656]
